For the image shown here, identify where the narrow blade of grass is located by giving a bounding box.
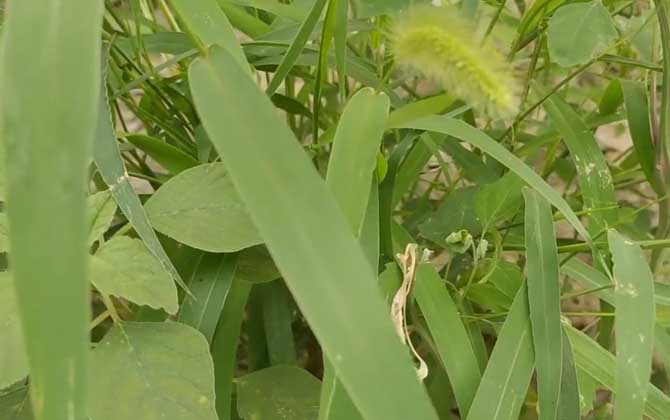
[260,281,298,365]
[211,279,252,420]
[178,253,238,343]
[465,283,535,420]
[557,330,580,420]
[414,263,482,417]
[0,1,103,418]
[608,229,655,420]
[189,46,439,420]
[265,0,328,96]
[523,188,562,420]
[620,79,657,187]
[398,116,592,245]
[95,65,187,292]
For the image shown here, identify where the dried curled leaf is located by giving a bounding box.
[391,5,519,118]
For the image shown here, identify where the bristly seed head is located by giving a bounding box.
[390,5,519,119]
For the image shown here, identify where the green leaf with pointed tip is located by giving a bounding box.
[547,1,618,67]
[90,322,218,420]
[145,163,262,253]
[237,365,321,420]
[608,229,655,420]
[189,45,439,420]
[465,284,535,420]
[90,236,179,314]
[523,188,562,420]
[0,273,28,389]
[326,87,389,236]
[620,79,657,187]
[88,190,117,246]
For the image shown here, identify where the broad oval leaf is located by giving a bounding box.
[90,322,218,420]
[237,365,321,420]
[145,163,262,253]
[547,1,618,67]
[90,236,179,314]
[88,190,117,246]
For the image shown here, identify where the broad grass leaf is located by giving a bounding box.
[189,46,439,420]
[0,273,28,389]
[90,322,218,420]
[326,87,389,235]
[523,188,562,420]
[465,283,535,420]
[608,229,655,420]
[88,190,117,246]
[178,253,238,342]
[236,365,321,420]
[557,330,580,420]
[145,163,262,253]
[414,263,482,417]
[0,213,9,253]
[565,325,670,420]
[0,0,104,417]
[90,236,179,314]
[547,1,618,67]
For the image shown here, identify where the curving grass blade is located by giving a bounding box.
[0,1,103,418]
[189,46,439,420]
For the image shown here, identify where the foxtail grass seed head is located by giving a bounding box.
[391,5,519,119]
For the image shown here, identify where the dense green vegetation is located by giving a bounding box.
[1,0,670,419]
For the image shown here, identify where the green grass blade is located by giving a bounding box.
[465,284,535,420]
[260,281,298,365]
[565,325,670,420]
[523,188,562,420]
[178,253,238,343]
[326,87,389,234]
[189,46,439,420]
[608,229,655,420]
[399,116,592,244]
[557,330,580,420]
[211,279,252,420]
[543,91,617,234]
[125,134,198,175]
[94,68,187,292]
[0,1,103,418]
[319,87,388,420]
[620,79,657,187]
[265,0,328,96]
[171,0,249,72]
[414,263,482,417]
